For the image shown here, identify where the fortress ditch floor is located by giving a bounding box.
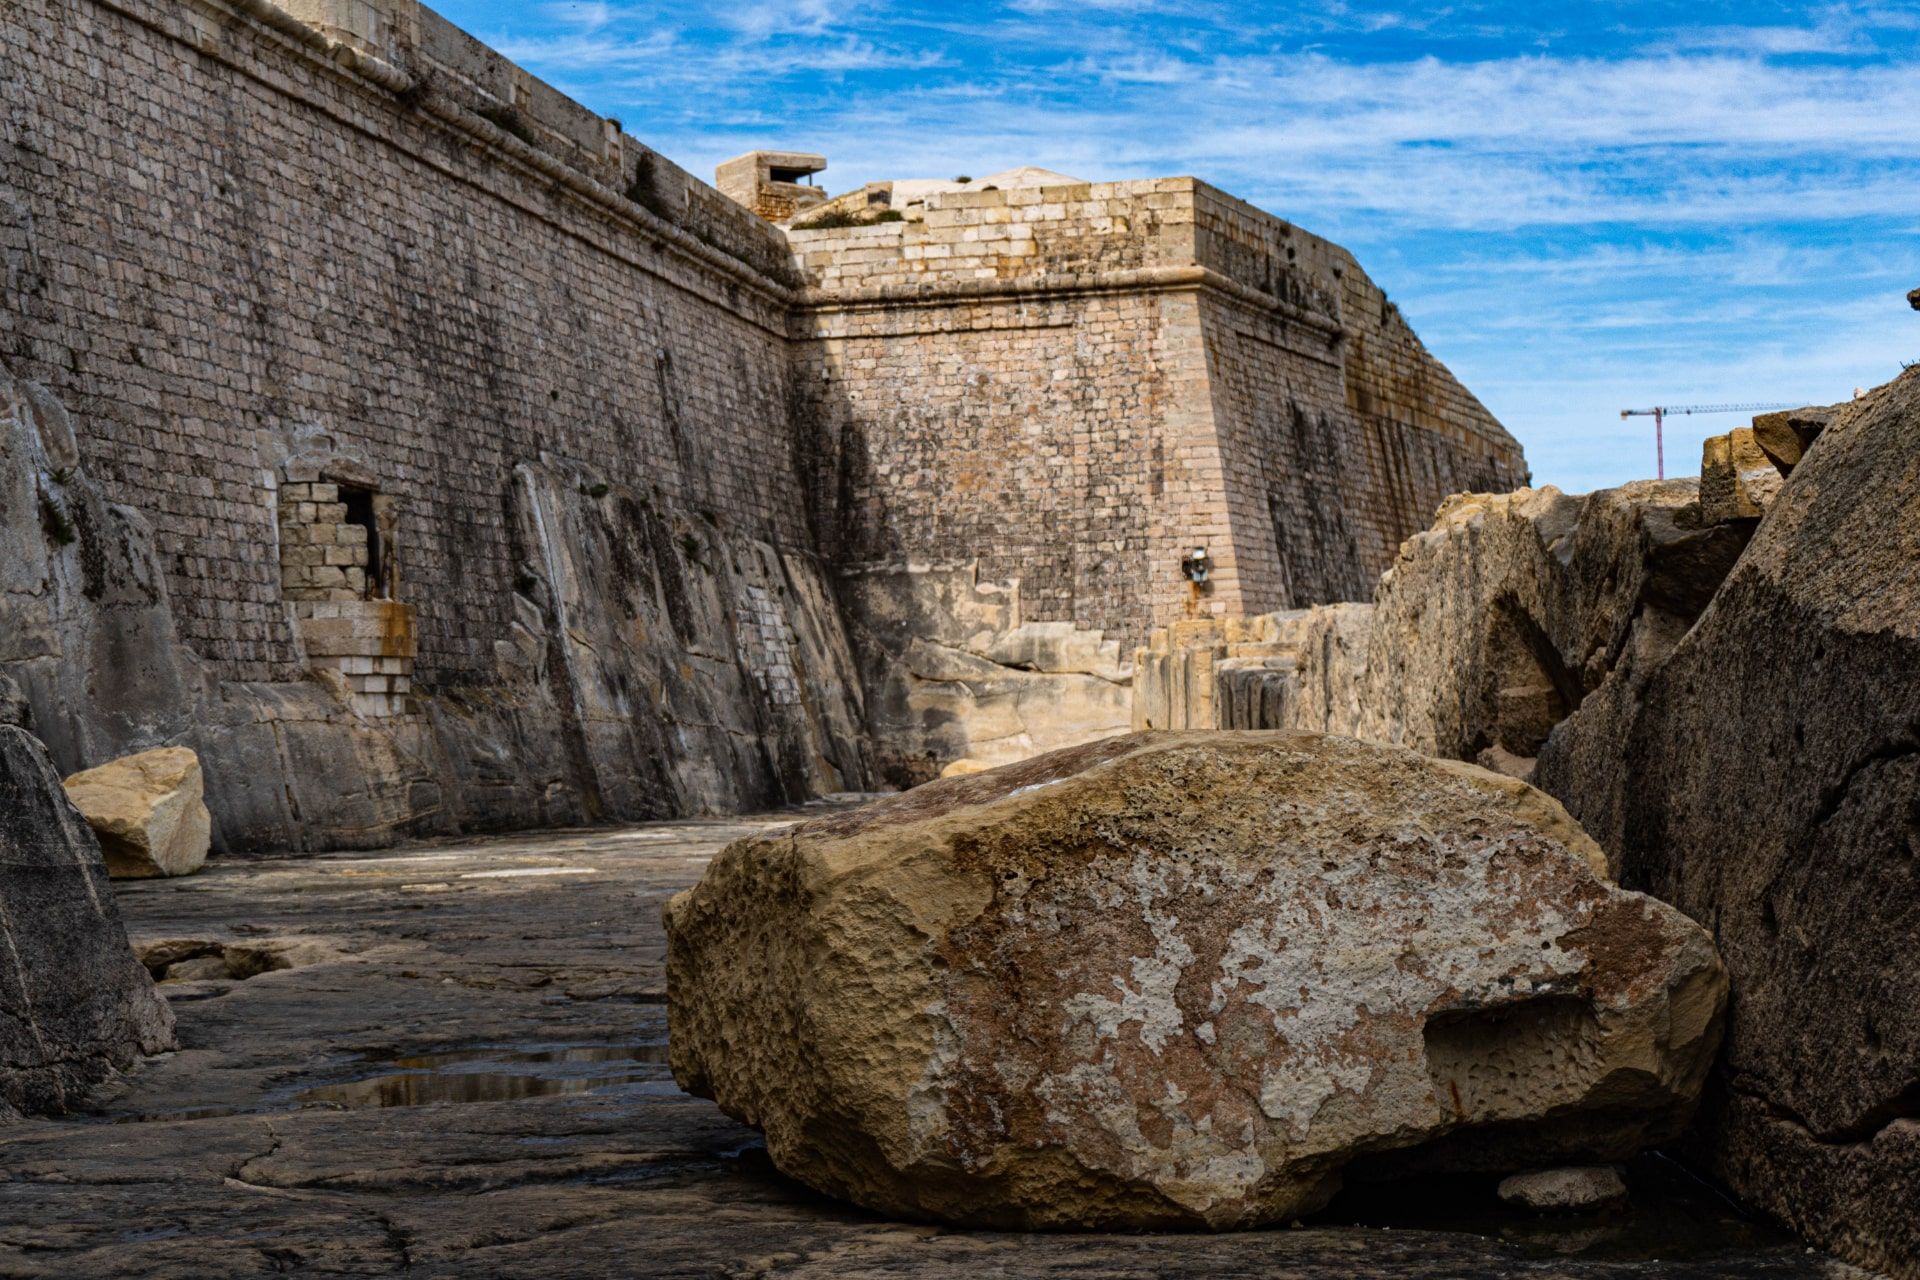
[0,815,1875,1279]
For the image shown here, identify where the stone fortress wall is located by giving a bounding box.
[790,179,1523,639]
[1,0,867,848]
[788,177,1523,782]
[0,0,1527,842]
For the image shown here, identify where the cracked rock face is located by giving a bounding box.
[0,726,175,1118]
[1539,367,1920,1278]
[665,731,1727,1229]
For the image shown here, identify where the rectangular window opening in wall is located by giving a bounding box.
[338,484,388,599]
[279,471,416,718]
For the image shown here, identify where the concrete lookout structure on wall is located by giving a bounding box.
[0,0,1525,848]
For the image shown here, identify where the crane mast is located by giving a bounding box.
[1617,402,1798,480]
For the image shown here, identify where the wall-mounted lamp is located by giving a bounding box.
[1181,546,1211,586]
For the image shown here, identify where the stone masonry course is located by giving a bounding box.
[0,0,1526,845]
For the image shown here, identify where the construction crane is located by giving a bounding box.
[1618,402,1798,480]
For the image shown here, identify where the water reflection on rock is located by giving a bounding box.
[298,1043,670,1109]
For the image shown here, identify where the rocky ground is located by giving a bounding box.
[0,811,1882,1279]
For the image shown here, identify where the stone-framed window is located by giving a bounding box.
[279,479,396,601]
[278,468,414,718]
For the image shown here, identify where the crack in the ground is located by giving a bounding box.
[369,1207,415,1272]
[228,1119,284,1186]
[456,1211,617,1253]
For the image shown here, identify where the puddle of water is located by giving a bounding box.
[294,1043,671,1109]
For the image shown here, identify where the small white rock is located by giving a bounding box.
[1498,1165,1629,1213]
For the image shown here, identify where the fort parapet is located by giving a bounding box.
[0,0,1525,843]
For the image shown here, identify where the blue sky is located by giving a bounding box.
[433,0,1920,493]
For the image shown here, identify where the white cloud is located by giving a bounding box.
[722,0,865,37]
[539,1,616,32]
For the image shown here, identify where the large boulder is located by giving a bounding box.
[1127,483,1750,799]
[1537,368,1920,1278]
[0,726,175,1117]
[1338,482,1748,778]
[62,747,211,879]
[666,732,1726,1229]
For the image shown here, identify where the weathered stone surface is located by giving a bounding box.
[0,673,28,728]
[0,366,870,854]
[1700,428,1782,523]
[0,811,1865,1277]
[665,732,1727,1230]
[1498,1166,1629,1213]
[840,563,1132,785]
[1750,407,1834,473]
[1273,484,1745,782]
[62,748,212,879]
[1536,367,1920,1279]
[1134,610,1373,737]
[0,726,174,1117]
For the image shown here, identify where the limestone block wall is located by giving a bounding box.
[2,0,805,693]
[0,0,1527,844]
[790,179,1527,650]
[0,0,870,846]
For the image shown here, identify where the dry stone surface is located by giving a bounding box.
[1537,367,1920,1279]
[666,732,1727,1230]
[0,726,174,1117]
[1498,1166,1629,1213]
[62,747,212,879]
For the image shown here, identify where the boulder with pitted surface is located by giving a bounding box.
[665,731,1726,1230]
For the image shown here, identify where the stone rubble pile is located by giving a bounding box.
[666,732,1726,1230]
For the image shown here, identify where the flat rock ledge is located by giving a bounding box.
[665,731,1728,1230]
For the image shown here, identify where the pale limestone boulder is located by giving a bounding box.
[1497,1166,1628,1213]
[665,731,1727,1230]
[63,747,211,878]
